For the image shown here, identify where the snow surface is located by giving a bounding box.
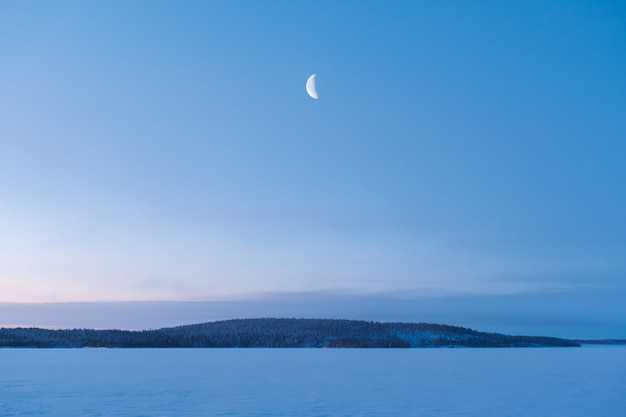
[1,347,625,416]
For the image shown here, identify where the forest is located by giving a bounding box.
[0,318,580,348]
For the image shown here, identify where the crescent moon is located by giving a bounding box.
[306,74,318,99]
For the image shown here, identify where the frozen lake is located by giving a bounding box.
[1,347,625,416]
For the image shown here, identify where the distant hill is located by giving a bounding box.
[0,318,580,348]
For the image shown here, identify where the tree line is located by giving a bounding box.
[0,318,580,348]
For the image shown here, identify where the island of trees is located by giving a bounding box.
[0,318,580,348]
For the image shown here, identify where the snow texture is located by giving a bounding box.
[1,347,624,416]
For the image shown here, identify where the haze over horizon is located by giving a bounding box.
[1,2,625,337]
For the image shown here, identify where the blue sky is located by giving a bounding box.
[1,0,625,334]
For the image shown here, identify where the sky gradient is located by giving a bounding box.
[1,1,625,335]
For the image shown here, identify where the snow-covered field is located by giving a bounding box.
[1,347,624,416]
